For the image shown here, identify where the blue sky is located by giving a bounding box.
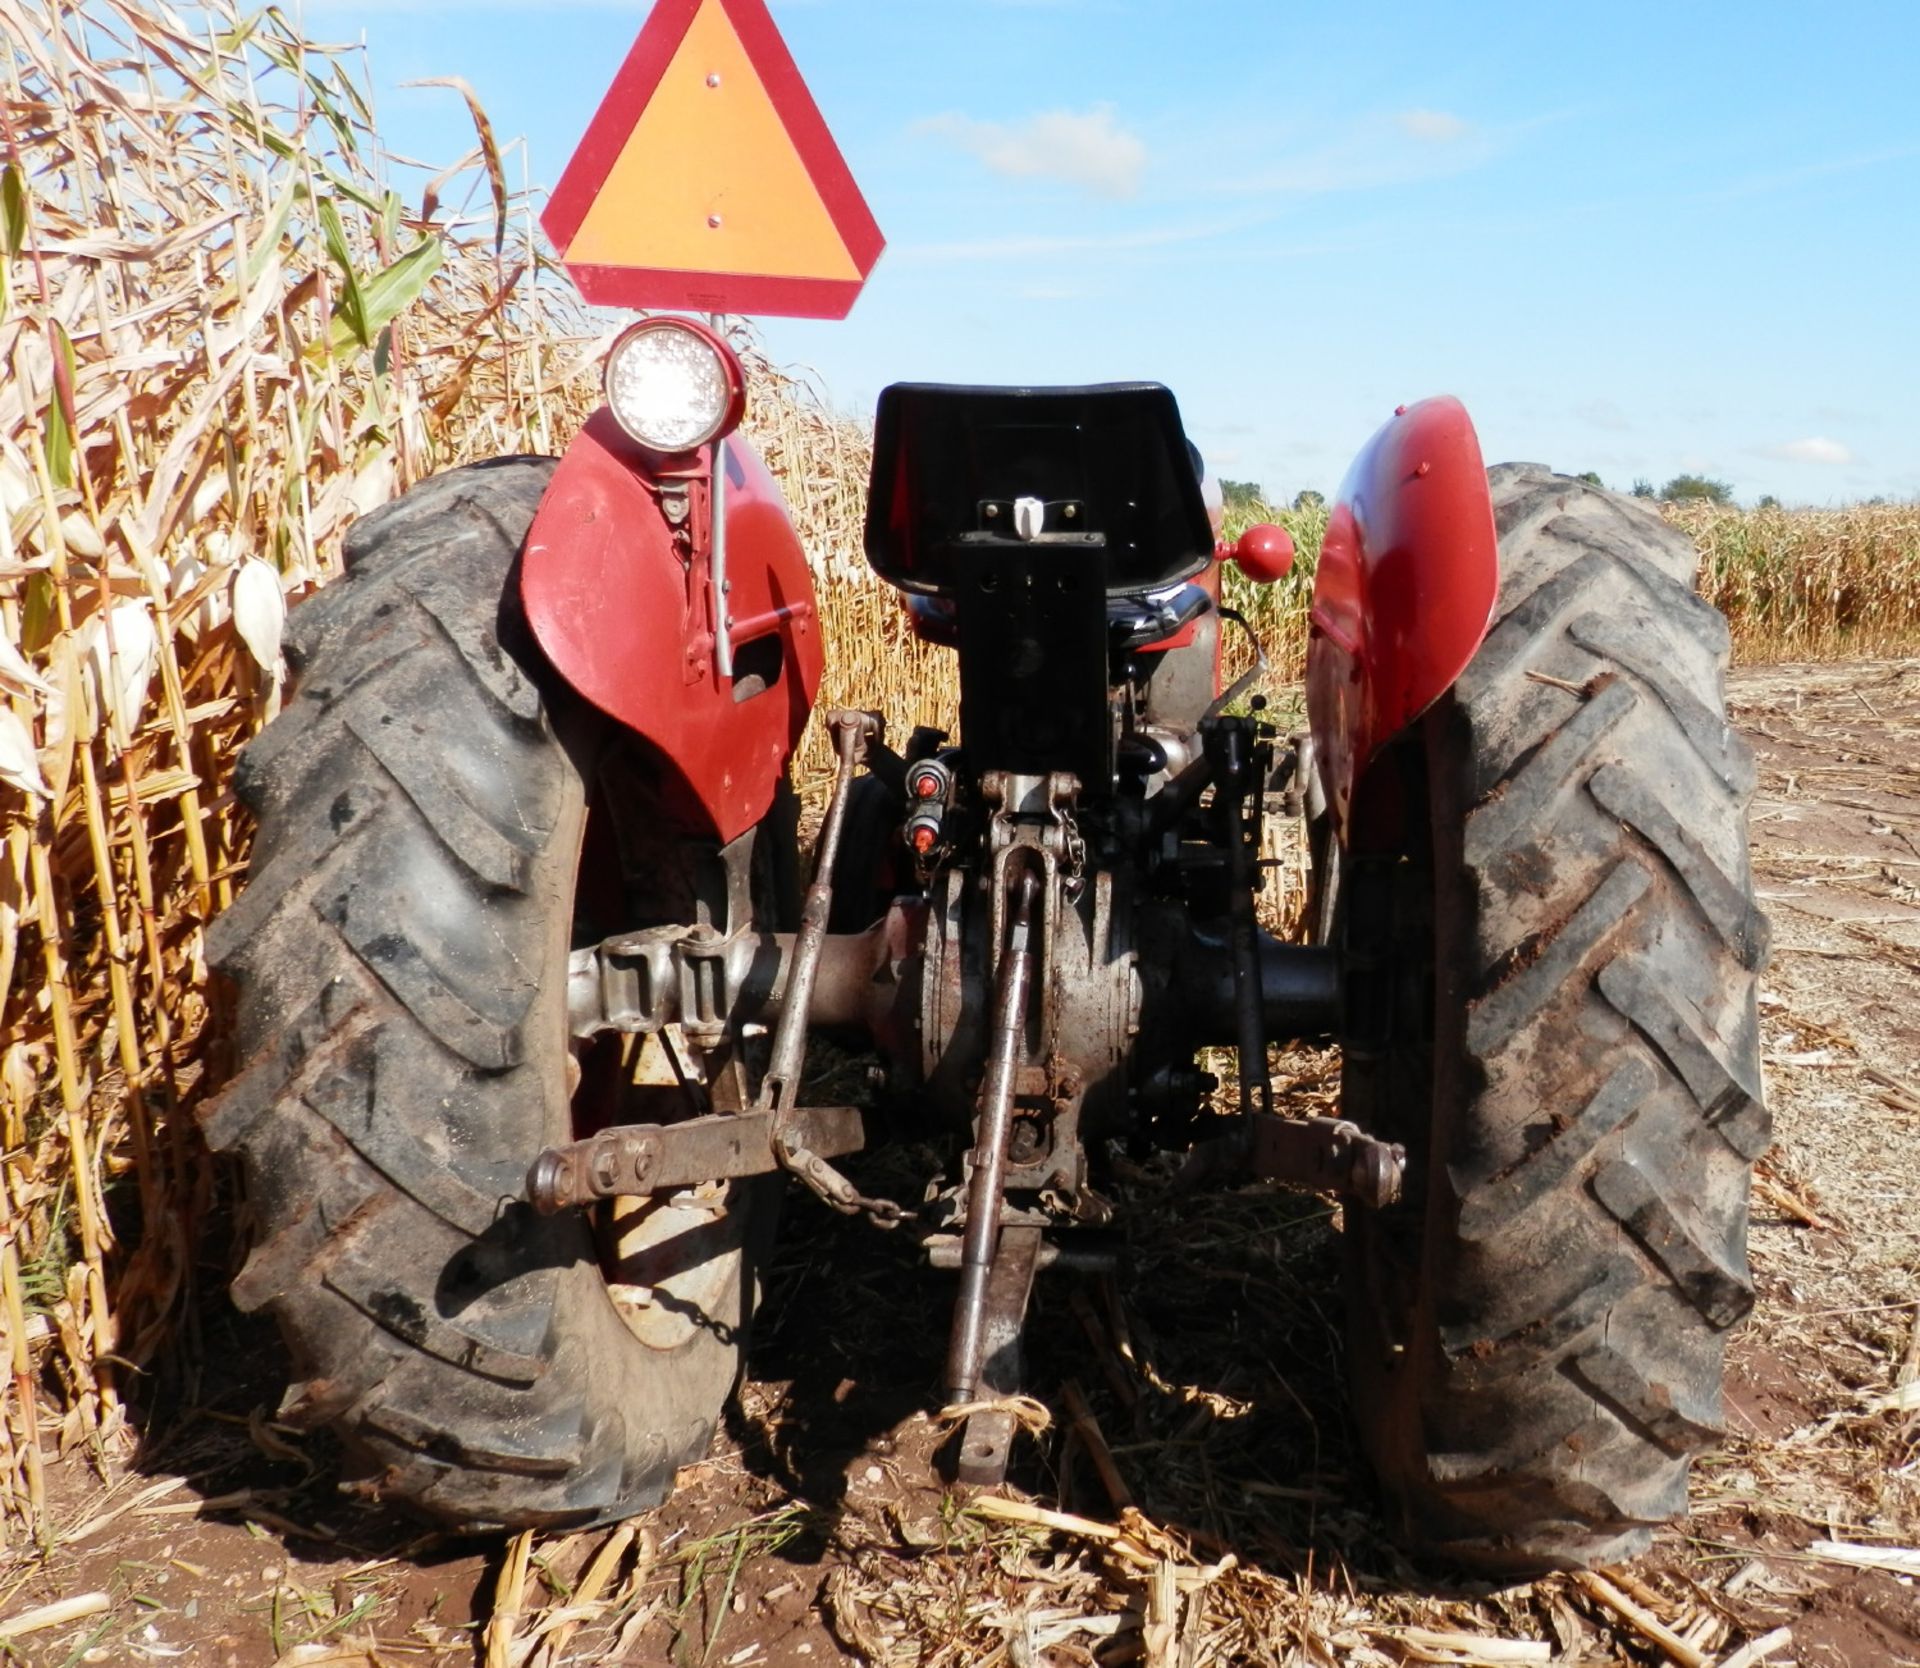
[303,0,1918,506]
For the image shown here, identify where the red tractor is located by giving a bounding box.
[205,12,1765,1579]
[206,333,1764,1573]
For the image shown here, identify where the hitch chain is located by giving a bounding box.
[759,710,908,1228]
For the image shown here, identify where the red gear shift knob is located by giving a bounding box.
[1232,523,1295,582]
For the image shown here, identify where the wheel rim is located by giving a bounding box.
[569,762,776,1355]
[603,1182,751,1352]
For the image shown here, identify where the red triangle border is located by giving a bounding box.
[542,0,884,319]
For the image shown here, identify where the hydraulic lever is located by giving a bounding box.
[759,710,905,1225]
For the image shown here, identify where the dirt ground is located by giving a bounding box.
[3,661,1917,1668]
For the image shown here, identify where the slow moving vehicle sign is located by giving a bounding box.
[543,0,884,318]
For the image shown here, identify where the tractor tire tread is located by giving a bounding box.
[205,457,745,1530]
[1356,462,1766,1573]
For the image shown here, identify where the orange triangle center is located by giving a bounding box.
[566,0,860,282]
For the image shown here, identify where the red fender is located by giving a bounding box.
[1305,397,1500,841]
[521,410,823,843]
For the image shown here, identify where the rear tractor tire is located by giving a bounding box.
[1340,464,1769,1573]
[205,458,777,1531]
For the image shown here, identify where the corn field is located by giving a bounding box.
[0,0,1916,1548]
[1676,497,1920,662]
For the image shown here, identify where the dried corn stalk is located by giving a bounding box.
[0,0,604,1531]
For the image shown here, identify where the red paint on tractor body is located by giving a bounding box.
[1306,396,1499,839]
[521,409,823,843]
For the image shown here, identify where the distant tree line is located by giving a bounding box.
[1220,479,1330,516]
[1249,471,1867,514]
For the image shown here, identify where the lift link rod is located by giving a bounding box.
[945,864,1041,1405]
[760,709,906,1225]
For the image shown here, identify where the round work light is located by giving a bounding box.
[603,316,747,455]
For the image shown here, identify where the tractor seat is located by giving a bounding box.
[864,381,1216,599]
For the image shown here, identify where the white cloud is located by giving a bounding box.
[1396,108,1471,144]
[1757,436,1854,466]
[917,105,1147,198]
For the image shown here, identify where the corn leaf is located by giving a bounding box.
[213,12,263,55]
[0,628,50,698]
[330,59,376,129]
[37,631,80,801]
[259,41,364,163]
[319,236,443,361]
[0,163,23,319]
[246,175,301,289]
[0,705,49,801]
[316,196,369,349]
[20,574,56,655]
[80,599,158,758]
[43,323,77,491]
[0,164,25,258]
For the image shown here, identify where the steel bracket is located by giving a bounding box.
[1180,1112,1406,1208]
[525,1104,868,1213]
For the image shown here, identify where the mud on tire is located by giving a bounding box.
[1342,464,1769,1573]
[205,458,764,1530]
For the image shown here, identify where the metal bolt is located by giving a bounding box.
[708,214,723,229]
[706,72,722,87]
[1351,1140,1406,1209]
[1064,504,1078,519]
[526,1151,563,1213]
[630,1136,659,1186]
[984,503,1000,518]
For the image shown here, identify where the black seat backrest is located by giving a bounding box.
[864,383,1214,597]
